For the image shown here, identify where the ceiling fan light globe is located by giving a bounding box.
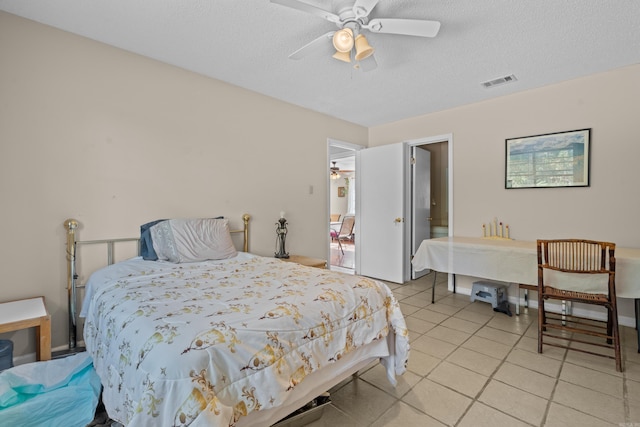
[354,34,374,61]
[332,50,352,63]
[332,28,354,52]
[355,47,374,61]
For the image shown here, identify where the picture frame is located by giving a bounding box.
[505,128,591,189]
[338,186,346,197]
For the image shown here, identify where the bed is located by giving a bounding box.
[69,214,409,427]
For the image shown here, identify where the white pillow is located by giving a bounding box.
[150,218,237,263]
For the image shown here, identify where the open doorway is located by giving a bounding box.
[417,141,449,238]
[328,141,360,273]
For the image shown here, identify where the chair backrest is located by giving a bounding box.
[537,239,616,295]
[339,215,355,237]
[330,214,341,222]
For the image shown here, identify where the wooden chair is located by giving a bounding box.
[330,214,341,222]
[537,239,622,371]
[330,215,355,255]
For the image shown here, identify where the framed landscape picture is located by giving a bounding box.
[505,128,590,189]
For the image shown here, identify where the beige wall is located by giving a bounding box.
[0,12,367,357]
[370,64,640,322]
[370,64,640,246]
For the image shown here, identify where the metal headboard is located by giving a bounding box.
[63,214,251,352]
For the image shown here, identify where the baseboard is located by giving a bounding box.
[450,284,636,328]
[13,341,87,366]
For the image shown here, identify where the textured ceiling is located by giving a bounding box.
[1,0,639,127]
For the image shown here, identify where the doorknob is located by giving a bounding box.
[394,218,404,223]
[427,217,433,221]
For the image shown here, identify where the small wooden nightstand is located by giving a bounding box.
[0,296,51,361]
[281,255,327,269]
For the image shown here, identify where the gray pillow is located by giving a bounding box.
[150,218,237,263]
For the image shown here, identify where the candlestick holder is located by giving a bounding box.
[482,218,512,240]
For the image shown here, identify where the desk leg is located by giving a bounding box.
[431,272,455,304]
[431,271,437,303]
[36,316,52,361]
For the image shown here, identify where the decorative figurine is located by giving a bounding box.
[275,212,289,259]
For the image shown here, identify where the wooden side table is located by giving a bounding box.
[282,255,327,269]
[0,296,51,361]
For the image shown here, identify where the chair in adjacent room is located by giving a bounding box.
[537,239,622,371]
[330,215,355,255]
[330,214,341,222]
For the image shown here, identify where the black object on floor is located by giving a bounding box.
[493,300,513,317]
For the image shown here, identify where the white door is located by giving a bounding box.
[412,146,431,279]
[357,143,409,283]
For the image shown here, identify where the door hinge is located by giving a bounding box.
[410,156,416,165]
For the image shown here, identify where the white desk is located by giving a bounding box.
[412,237,640,349]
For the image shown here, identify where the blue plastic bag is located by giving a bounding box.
[0,352,101,427]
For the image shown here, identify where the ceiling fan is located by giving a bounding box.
[330,161,341,179]
[271,0,441,71]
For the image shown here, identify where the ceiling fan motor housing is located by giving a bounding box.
[336,7,369,33]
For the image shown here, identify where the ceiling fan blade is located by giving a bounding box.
[288,31,334,60]
[357,54,378,72]
[366,18,441,37]
[352,0,380,19]
[271,0,340,23]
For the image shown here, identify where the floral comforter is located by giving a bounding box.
[81,253,409,426]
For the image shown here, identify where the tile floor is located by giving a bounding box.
[309,271,640,427]
[330,240,355,271]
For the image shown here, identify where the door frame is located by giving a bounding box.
[406,133,454,285]
[327,138,364,269]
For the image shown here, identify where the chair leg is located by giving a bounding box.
[635,298,640,353]
[337,239,344,255]
[537,295,544,354]
[610,304,623,372]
